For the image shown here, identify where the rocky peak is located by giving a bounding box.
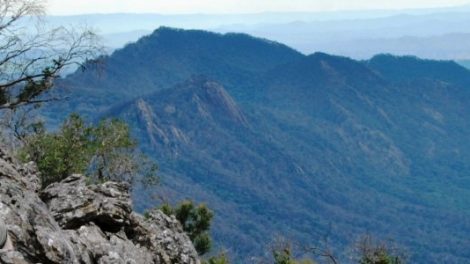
[0,148,200,264]
[116,76,249,156]
[186,76,248,125]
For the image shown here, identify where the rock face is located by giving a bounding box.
[0,148,200,264]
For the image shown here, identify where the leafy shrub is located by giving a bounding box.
[20,113,158,188]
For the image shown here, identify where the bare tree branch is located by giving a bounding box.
[0,0,102,110]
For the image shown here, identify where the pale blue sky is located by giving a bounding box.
[47,0,470,15]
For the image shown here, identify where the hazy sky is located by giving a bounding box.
[47,0,470,15]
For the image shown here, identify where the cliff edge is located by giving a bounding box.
[0,148,200,264]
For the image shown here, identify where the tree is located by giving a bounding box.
[0,104,44,151]
[356,235,406,264]
[0,0,100,110]
[20,113,158,188]
[160,200,214,255]
[88,118,158,185]
[20,113,91,186]
[269,238,316,264]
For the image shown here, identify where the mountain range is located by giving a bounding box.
[50,27,470,263]
[44,5,470,60]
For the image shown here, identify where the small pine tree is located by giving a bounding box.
[160,200,214,255]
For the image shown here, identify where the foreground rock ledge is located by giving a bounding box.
[0,148,200,264]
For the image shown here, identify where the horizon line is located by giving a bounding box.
[46,2,470,17]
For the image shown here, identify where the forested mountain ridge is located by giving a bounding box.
[50,27,470,263]
[60,27,302,106]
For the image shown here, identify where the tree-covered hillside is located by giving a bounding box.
[49,27,470,263]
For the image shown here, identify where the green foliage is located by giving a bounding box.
[267,237,317,264]
[360,254,403,264]
[17,72,51,105]
[160,203,174,216]
[160,200,214,255]
[273,247,296,264]
[266,235,406,264]
[143,211,151,220]
[272,246,316,264]
[20,113,158,188]
[88,118,158,185]
[357,236,405,264]
[202,252,230,264]
[193,233,212,256]
[20,114,92,187]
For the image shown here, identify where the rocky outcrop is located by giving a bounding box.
[40,175,133,230]
[0,148,200,264]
